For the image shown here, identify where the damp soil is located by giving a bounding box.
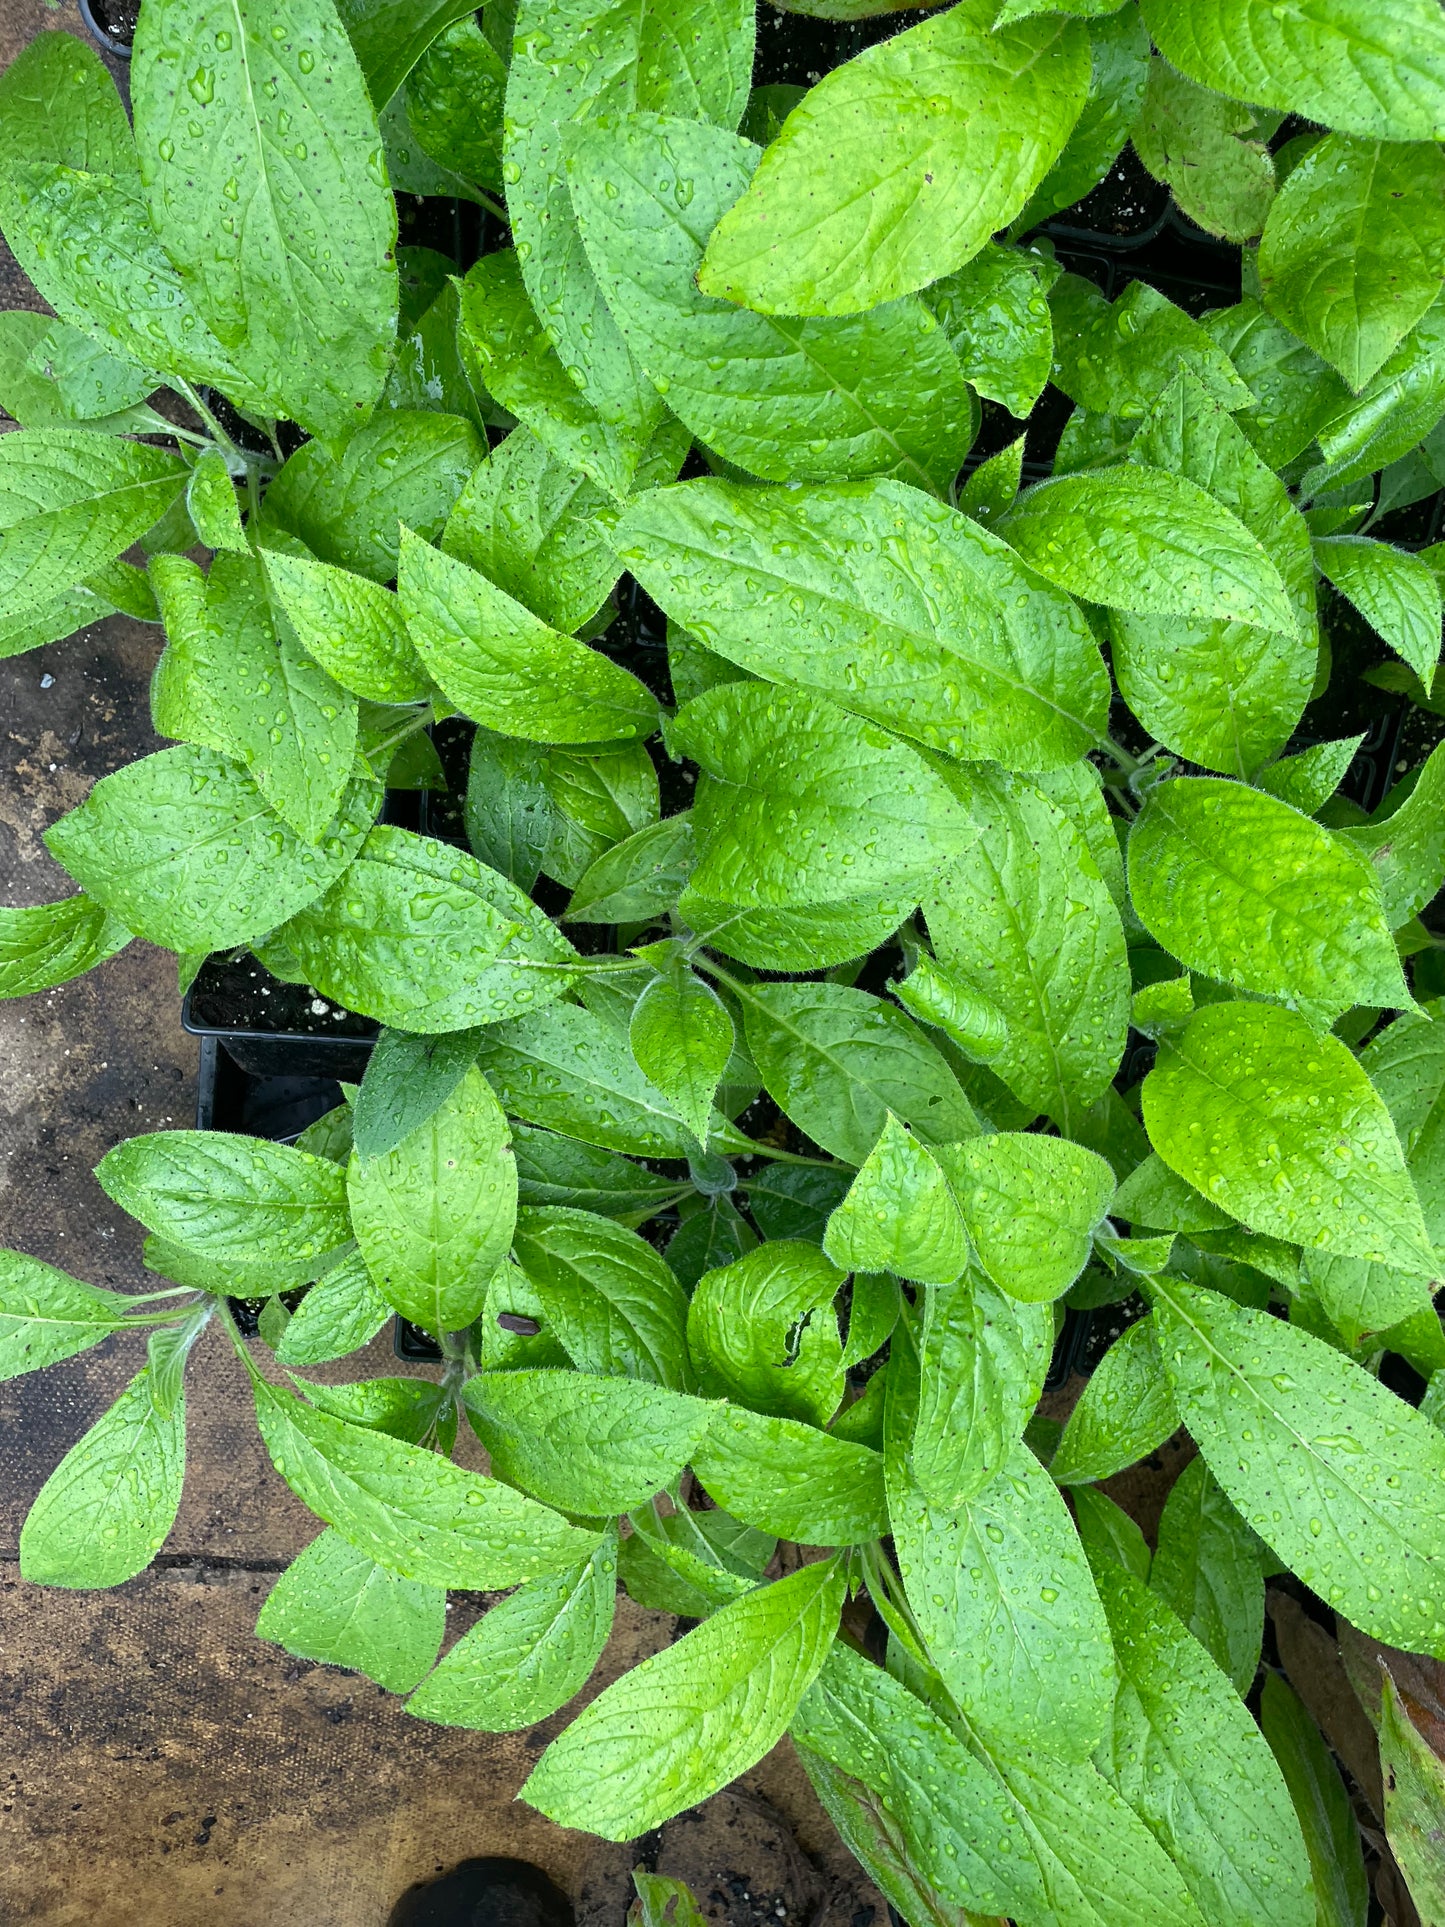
[186,953,379,1038]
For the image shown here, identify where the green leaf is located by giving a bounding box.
[692,1406,886,1545]
[336,0,478,106]
[132,0,398,441]
[698,0,1089,316]
[505,0,751,492]
[989,1747,1212,1927]
[348,1066,515,1331]
[0,28,138,177]
[1109,370,1318,777]
[1133,57,1275,243]
[1149,1456,1266,1693]
[272,1251,392,1365]
[443,427,627,637]
[1051,1314,1178,1484]
[629,948,734,1143]
[521,1560,842,1840]
[261,410,484,582]
[404,17,505,189]
[1088,1557,1314,1927]
[186,448,246,554]
[1259,1672,1371,1927]
[1151,1274,1445,1655]
[1310,303,1445,490]
[1138,0,1445,141]
[255,1526,446,1690]
[670,682,977,910]
[1050,275,1254,419]
[1143,1002,1434,1273]
[739,980,979,1164]
[1012,4,1150,232]
[936,1133,1115,1302]
[476,1002,695,1157]
[0,311,157,427]
[887,1401,1114,1762]
[1128,776,1409,1011]
[923,766,1130,1128]
[1315,535,1443,693]
[910,1271,1053,1507]
[1381,1665,1445,1922]
[0,1251,140,1379]
[1205,297,1354,471]
[462,727,553,892]
[630,1873,708,1927]
[20,1366,185,1588]
[261,549,429,705]
[565,816,695,925]
[511,1205,690,1386]
[790,1645,1048,1923]
[254,1377,599,1587]
[398,530,657,743]
[958,435,1026,527]
[456,251,645,502]
[925,246,1052,421]
[1343,742,1445,927]
[351,1027,481,1161]
[999,465,1299,635]
[45,745,377,954]
[463,1370,713,1513]
[624,478,1110,773]
[680,889,919,974]
[1071,1484,1152,1584]
[0,893,131,999]
[407,1534,617,1730]
[1257,735,1364,815]
[0,430,187,619]
[278,823,577,1034]
[687,1240,846,1426]
[1114,1153,1233,1233]
[822,1115,969,1285]
[98,1129,351,1269]
[1259,137,1445,390]
[384,269,487,429]
[1361,1000,1445,1252]
[514,1131,686,1224]
[568,112,976,496]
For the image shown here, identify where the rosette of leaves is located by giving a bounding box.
[5,0,1445,1918]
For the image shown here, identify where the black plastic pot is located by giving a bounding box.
[78,0,136,58]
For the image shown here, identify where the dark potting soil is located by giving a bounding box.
[186,952,379,1039]
[1047,146,1169,239]
[79,0,139,54]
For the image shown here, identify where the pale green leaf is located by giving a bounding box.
[698,0,1089,316]
[254,1377,599,1587]
[0,894,131,999]
[1257,735,1364,815]
[1138,0,1445,141]
[629,948,733,1143]
[999,465,1299,635]
[407,1534,616,1730]
[278,823,578,1034]
[1151,1274,1445,1656]
[923,765,1130,1128]
[261,548,430,705]
[565,816,695,925]
[1204,297,1353,471]
[476,1002,695,1157]
[569,112,977,495]
[692,1406,886,1545]
[521,1561,842,1840]
[1259,136,1445,389]
[1050,275,1253,419]
[823,1116,969,1285]
[1133,57,1275,243]
[0,1251,140,1379]
[1143,1002,1434,1273]
[740,980,979,1164]
[910,1270,1053,1506]
[19,1366,185,1588]
[1128,776,1409,1011]
[512,1205,691,1387]
[186,448,246,554]
[463,1370,713,1513]
[622,477,1111,773]
[132,0,398,440]
[936,1133,1115,1302]
[255,1526,445,1691]
[687,1240,846,1427]
[399,530,658,744]
[348,1066,515,1331]
[1315,534,1443,693]
[272,1251,392,1366]
[1088,1557,1314,1927]
[1051,1314,1178,1484]
[925,245,1053,420]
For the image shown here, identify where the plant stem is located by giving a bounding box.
[1096,733,1142,777]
